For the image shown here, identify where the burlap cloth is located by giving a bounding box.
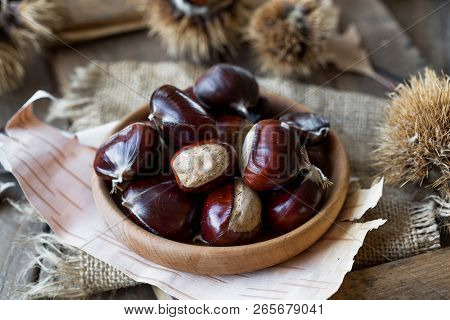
[17,61,442,299]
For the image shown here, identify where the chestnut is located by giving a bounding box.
[216,114,252,160]
[201,178,262,246]
[121,177,201,242]
[265,179,325,233]
[193,64,260,116]
[279,112,330,145]
[94,123,161,192]
[170,139,236,192]
[241,120,301,191]
[150,85,217,150]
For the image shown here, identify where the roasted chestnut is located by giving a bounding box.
[121,177,201,242]
[279,112,330,145]
[241,120,301,191]
[201,178,262,246]
[216,114,252,160]
[150,85,217,150]
[265,179,325,233]
[194,64,260,116]
[171,140,236,192]
[94,123,161,192]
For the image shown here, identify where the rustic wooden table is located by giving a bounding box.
[0,0,449,299]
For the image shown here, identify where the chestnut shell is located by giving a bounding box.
[241,119,301,191]
[150,85,217,150]
[265,179,325,233]
[121,177,201,242]
[94,123,161,185]
[194,64,260,116]
[279,112,330,145]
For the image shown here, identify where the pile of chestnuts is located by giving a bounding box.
[94,63,332,246]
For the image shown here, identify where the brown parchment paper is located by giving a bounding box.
[0,91,385,299]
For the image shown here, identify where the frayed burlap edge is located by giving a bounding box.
[18,233,137,299]
[413,195,450,246]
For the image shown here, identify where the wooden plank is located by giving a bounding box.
[382,0,450,73]
[55,0,143,31]
[90,284,157,300]
[332,248,450,299]
[332,0,425,93]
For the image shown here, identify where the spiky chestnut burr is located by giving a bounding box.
[374,68,450,198]
[247,0,338,76]
[143,0,254,62]
[0,0,61,94]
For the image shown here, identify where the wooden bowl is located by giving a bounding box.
[92,91,349,275]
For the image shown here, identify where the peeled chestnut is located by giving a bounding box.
[216,114,252,160]
[193,64,260,116]
[279,112,330,145]
[171,139,236,192]
[241,120,301,191]
[150,85,217,150]
[201,178,262,246]
[266,179,325,233]
[121,177,201,242]
[94,123,161,192]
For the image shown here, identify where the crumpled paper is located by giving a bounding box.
[0,91,385,299]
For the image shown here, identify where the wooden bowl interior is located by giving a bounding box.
[93,92,349,275]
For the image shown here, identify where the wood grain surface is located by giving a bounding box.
[333,247,450,299]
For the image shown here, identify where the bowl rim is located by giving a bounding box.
[92,90,349,272]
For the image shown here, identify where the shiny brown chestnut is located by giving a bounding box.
[279,112,330,145]
[170,139,236,192]
[241,120,301,191]
[193,64,260,116]
[183,86,212,114]
[265,179,325,233]
[94,123,161,192]
[150,85,217,150]
[201,178,262,246]
[121,177,201,242]
[216,114,252,160]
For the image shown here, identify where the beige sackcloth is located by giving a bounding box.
[16,61,441,299]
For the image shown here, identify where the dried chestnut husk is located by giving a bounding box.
[171,139,236,192]
[94,123,161,192]
[150,85,217,150]
[279,112,330,145]
[194,64,260,117]
[121,177,201,242]
[216,114,252,160]
[201,178,262,246]
[265,179,325,233]
[241,120,301,191]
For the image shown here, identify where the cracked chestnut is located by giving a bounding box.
[279,112,330,145]
[194,64,260,116]
[94,123,161,192]
[121,177,201,242]
[241,119,301,191]
[150,85,217,150]
[170,139,236,192]
[265,179,325,233]
[201,178,262,246]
